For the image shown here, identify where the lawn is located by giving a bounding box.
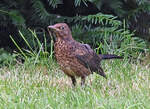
[0,59,150,109]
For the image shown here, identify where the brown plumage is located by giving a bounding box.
[47,23,123,86]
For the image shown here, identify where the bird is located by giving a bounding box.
[47,23,123,86]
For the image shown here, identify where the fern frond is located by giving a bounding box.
[32,0,65,25]
[47,0,62,8]
[82,13,121,27]
[74,0,88,6]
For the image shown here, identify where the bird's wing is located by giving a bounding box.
[73,43,101,72]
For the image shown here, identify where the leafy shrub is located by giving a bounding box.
[71,14,148,59]
[0,48,16,67]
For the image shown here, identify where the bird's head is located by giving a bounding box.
[47,23,73,41]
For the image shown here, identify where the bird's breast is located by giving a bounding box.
[54,41,73,64]
[54,40,92,77]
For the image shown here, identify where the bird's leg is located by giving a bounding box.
[81,76,86,86]
[70,76,76,86]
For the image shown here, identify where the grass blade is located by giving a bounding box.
[29,29,42,48]
[9,35,27,60]
[19,30,35,55]
[34,43,43,65]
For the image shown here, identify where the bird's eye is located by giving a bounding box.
[60,26,65,30]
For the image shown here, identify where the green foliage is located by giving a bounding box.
[0,0,149,60]
[74,0,88,6]
[10,13,148,61]
[47,0,62,8]
[10,29,54,65]
[31,0,67,25]
[32,0,57,24]
[72,15,148,58]
[82,13,121,26]
[0,48,16,67]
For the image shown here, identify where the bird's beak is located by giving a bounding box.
[47,25,57,32]
[47,25,58,42]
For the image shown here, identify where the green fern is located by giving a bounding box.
[74,0,88,6]
[82,13,121,27]
[47,0,62,8]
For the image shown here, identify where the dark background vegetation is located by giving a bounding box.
[0,0,150,56]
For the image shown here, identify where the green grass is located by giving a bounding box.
[0,59,150,109]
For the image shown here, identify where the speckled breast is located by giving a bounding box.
[54,40,75,75]
[54,40,91,77]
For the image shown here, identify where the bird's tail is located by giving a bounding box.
[99,54,123,60]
